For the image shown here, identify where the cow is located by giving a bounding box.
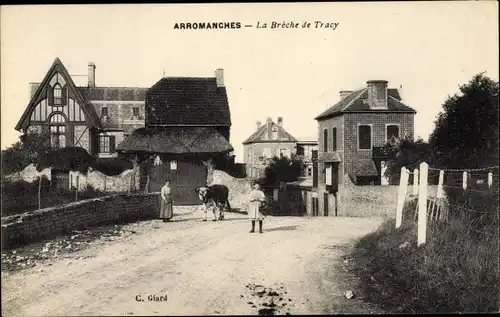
[195,184,231,221]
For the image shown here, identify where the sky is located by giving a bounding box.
[1,2,498,163]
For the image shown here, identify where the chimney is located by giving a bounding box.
[266,117,273,139]
[215,68,224,87]
[88,62,96,88]
[339,90,353,100]
[256,120,262,130]
[367,80,388,109]
[277,117,283,128]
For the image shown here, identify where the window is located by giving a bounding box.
[49,113,66,148]
[262,148,271,159]
[307,166,313,177]
[101,107,109,117]
[386,124,400,142]
[296,145,304,156]
[132,107,140,119]
[358,125,372,150]
[279,149,291,159]
[272,127,278,140]
[53,84,62,105]
[99,135,116,153]
[323,129,328,152]
[332,127,337,151]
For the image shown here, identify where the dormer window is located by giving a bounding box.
[101,107,109,120]
[53,84,62,105]
[132,107,140,119]
[272,127,278,140]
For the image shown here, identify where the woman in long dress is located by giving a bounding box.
[248,182,266,233]
[159,180,174,222]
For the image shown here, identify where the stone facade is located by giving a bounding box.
[343,112,414,177]
[1,193,159,249]
[313,81,416,217]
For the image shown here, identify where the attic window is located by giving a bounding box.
[53,84,62,105]
[101,107,109,117]
[272,127,278,140]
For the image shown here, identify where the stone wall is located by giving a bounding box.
[4,164,141,193]
[1,193,159,249]
[210,170,252,210]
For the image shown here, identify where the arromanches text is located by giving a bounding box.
[174,22,241,30]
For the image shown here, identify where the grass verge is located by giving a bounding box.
[348,199,499,313]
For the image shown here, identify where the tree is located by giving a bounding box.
[381,136,432,184]
[1,130,55,175]
[262,155,304,186]
[429,73,499,169]
[428,73,499,224]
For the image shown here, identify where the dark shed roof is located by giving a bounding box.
[146,77,231,126]
[116,127,234,155]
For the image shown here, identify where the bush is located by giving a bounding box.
[1,178,107,217]
[349,200,499,313]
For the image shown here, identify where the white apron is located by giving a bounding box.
[248,189,265,221]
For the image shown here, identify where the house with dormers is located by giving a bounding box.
[14,58,234,204]
[242,117,301,179]
[313,80,416,216]
[15,58,147,159]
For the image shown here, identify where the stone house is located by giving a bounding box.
[242,117,299,179]
[295,140,318,178]
[14,57,232,198]
[313,80,416,216]
[116,71,234,205]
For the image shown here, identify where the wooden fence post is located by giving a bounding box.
[104,175,107,195]
[128,174,132,195]
[418,162,428,246]
[396,167,409,228]
[273,188,279,202]
[413,168,419,196]
[38,175,42,210]
[435,170,445,221]
[436,170,444,199]
[462,171,468,190]
[75,175,79,201]
[488,172,493,188]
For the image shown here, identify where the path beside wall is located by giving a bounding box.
[1,193,159,249]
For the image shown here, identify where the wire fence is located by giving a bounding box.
[395,163,499,246]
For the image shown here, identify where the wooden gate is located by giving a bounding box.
[149,160,207,205]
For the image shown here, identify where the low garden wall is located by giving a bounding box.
[1,192,159,250]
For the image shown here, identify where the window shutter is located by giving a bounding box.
[47,88,54,106]
[61,86,68,105]
[109,136,116,152]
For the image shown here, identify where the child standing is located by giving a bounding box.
[248,182,266,233]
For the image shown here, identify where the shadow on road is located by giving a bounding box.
[264,225,300,233]
[227,208,248,215]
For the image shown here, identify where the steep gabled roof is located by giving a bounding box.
[315,88,415,121]
[15,58,102,131]
[146,77,231,126]
[242,121,298,145]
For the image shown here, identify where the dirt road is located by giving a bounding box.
[2,207,384,316]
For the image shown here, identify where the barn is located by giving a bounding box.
[116,69,233,205]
